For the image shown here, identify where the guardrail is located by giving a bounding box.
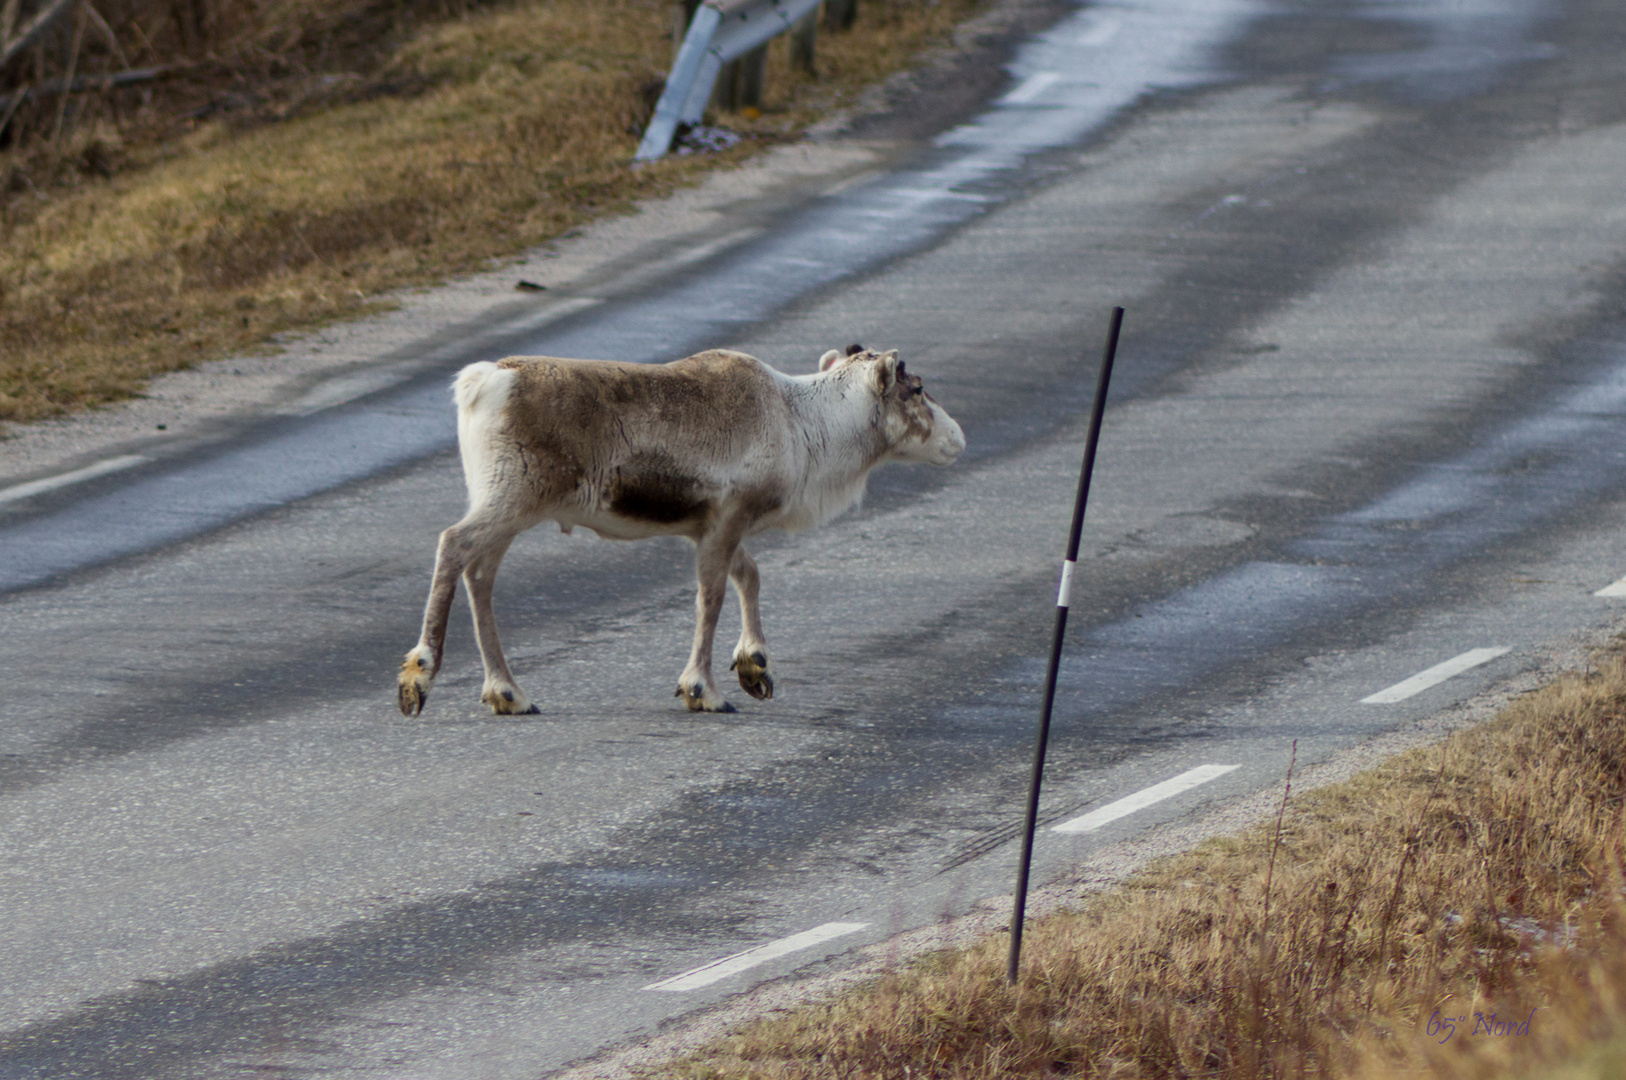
[636,0,832,162]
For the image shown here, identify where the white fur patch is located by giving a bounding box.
[453,363,517,508]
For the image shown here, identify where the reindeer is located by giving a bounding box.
[396,344,965,716]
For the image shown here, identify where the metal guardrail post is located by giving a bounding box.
[637,3,722,162]
[636,0,825,162]
[790,10,816,73]
[714,42,768,112]
[825,0,857,31]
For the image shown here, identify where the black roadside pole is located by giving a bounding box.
[1006,306,1124,985]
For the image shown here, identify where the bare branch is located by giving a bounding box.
[0,0,22,49]
[17,63,170,99]
[80,1,130,71]
[1,0,81,76]
[0,82,26,136]
[49,5,86,146]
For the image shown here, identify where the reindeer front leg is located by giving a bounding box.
[677,526,743,713]
[727,546,773,700]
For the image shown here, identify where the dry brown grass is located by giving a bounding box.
[0,0,981,425]
[662,656,1626,1079]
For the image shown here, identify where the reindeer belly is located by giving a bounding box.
[555,453,717,541]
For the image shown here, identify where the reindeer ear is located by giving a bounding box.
[819,349,843,372]
[869,351,900,395]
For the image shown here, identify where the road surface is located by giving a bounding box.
[4,0,1626,1075]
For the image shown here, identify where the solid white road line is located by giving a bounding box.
[1002,71,1062,104]
[1595,576,1626,598]
[1051,764,1240,835]
[0,455,147,506]
[1360,647,1511,704]
[643,922,870,992]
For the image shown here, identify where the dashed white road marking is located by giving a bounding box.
[820,169,884,199]
[1002,71,1063,104]
[1051,764,1240,834]
[650,227,765,272]
[275,370,413,416]
[503,294,605,337]
[0,455,148,506]
[643,922,869,992]
[1360,647,1511,704]
[1595,576,1626,598]
[1074,17,1121,46]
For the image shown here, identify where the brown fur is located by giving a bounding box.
[498,350,784,536]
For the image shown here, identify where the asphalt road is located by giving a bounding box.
[5,0,1626,1076]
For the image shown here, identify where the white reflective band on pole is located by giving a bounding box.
[1056,560,1077,608]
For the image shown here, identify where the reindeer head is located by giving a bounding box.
[818,344,965,466]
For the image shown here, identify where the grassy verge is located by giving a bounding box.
[661,655,1626,1079]
[0,0,982,426]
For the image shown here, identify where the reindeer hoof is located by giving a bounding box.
[482,683,537,715]
[398,681,427,717]
[677,683,736,713]
[731,650,774,701]
[397,652,433,717]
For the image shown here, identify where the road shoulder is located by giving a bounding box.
[555,623,1611,1079]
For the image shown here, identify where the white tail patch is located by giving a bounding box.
[453,363,517,507]
[453,361,512,414]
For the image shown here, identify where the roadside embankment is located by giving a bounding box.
[0,0,982,426]
[656,655,1626,1079]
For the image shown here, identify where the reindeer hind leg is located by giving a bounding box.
[398,522,474,716]
[463,534,537,715]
